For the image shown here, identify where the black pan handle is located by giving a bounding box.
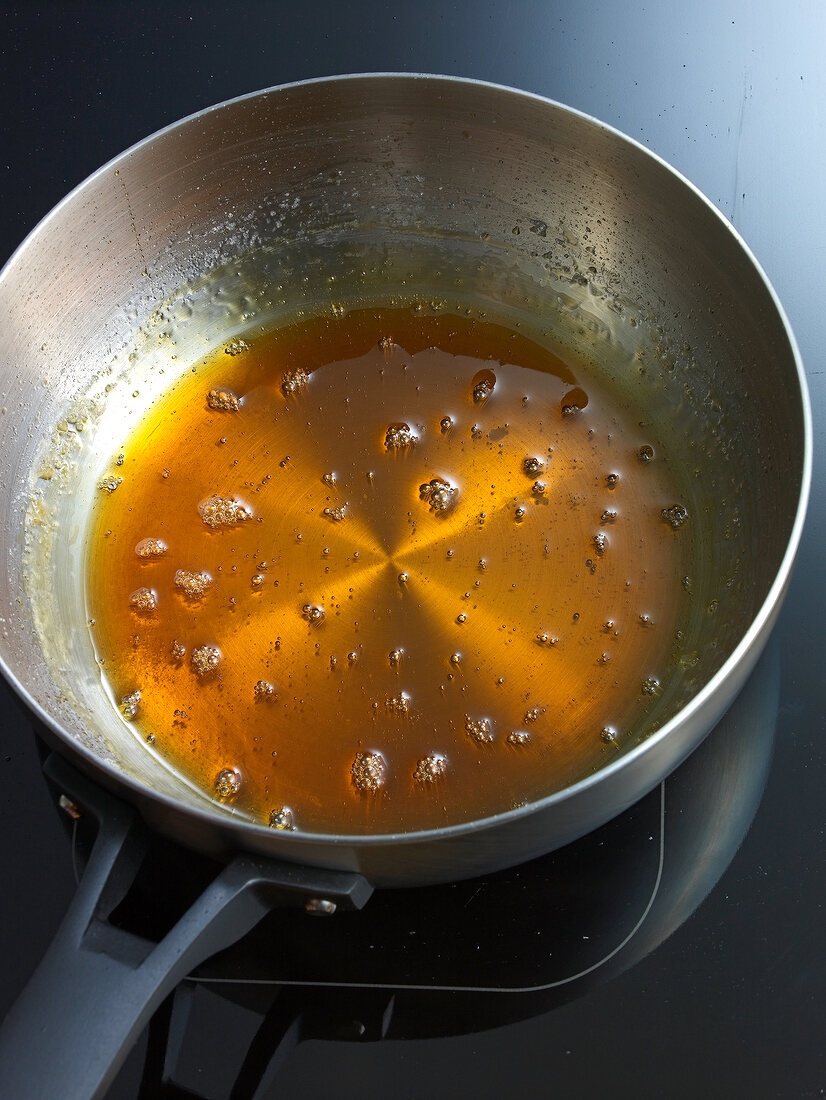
[0,754,372,1100]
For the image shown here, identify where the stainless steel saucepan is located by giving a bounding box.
[0,76,811,1098]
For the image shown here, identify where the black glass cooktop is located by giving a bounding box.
[1,5,824,1098]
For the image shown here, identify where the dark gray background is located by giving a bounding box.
[1,2,824,1096]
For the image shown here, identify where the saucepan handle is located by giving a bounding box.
[0,754,372,1100]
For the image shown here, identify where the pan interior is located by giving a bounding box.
[0,77,805,845]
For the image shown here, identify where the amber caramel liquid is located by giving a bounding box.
[86,307,690,834]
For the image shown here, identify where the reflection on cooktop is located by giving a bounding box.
[33,644,777,1098]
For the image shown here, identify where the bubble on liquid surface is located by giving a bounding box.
[531,481,546,497]
[199,495,252,528]
[191,645,221,676]
[281,367,308,397]
[561,387,589,416]
[414,755,447,783]
[514,506,526,522]
[215,767,241,799]
[592,533,608,557]
[661,503,689,529]
[119,690,141,719]
[600,727,617,744]
[129,587,157,612]
[384,422,417,449]
[224,340,249,356]
[174,569,212,599]
[536,633,557,647]
[605,473,620,490]
[322,505,347,522]
[302,604,325,625]
[637,444,655,463]
[641,677,661,695]
[471,368,496,403]
[388,649,403,668]
[98,475,123,493]
[351,751,385,793]
[507,730,531,746]
[385,692,410,715]
[523,706,544,724]
[523,456,545,477]
[254,680,275,699]
[207,387,241,412]
[465,716,494,744]
[601,509,617,525]
[419,476,457,513]
[135,537,167,559]
[440,416,453,433]
[171,640,186,661]
[322,472,336,486]
[269,806,295,830]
